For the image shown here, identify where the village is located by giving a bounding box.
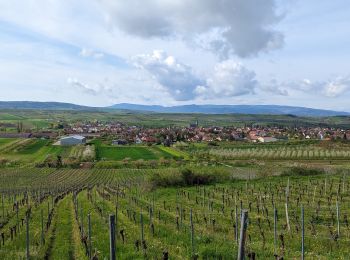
[1,120,350,146]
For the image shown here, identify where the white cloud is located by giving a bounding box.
[132,50,204,100]
[196,60,257,98]
[133,51,263,100]
[261,76,350,98]
[295,77,350,98]
[99,0,284,58]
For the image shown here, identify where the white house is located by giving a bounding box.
[135,137,142,144]
[257,136,278,143]
[60,135,86,146]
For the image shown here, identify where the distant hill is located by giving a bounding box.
[0,101,349,117]
[0,101,94,110]
[110,103,350,117]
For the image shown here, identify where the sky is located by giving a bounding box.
[0,0,350,111]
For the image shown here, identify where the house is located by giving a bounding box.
[112,139,128,145]
[248,131,259,142]
[60,135,86,146]
[257,137,278,143]
[135,137,142,144]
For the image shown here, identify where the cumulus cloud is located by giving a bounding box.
[133,50,263,100]
[132,50,204,100]
[291,77,350,97]
[263,77,350,98]
[99,0,284,58]
[195,60,257,98]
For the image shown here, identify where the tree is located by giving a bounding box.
[56,155,63,168]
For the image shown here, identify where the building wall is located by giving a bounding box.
[60,137,86,146]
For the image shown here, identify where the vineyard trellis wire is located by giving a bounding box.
[0,168,350,258]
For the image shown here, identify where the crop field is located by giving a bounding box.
[96,145,174,161]
[3,109,350,128]
[0,139,77,167]
[0,138,17,148]
[196,145,350,161]
[13,139,50,155]
[0,168,349,259]
[0,138,85,167]
[0,139,33,153]
[158,146,189,159]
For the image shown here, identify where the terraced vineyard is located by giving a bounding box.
[0,168,350,259]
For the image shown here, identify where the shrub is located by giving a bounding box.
[149,168,230,189]
[281,167,325,177]
[149,172,184,188]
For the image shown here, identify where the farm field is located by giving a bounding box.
[0,137,183,167]
[0,138,18,147]
[158,146,190,160]
[192,142,350,161]
[3,109,350,128]
[95,144,175,161]
[0,138,76,166]
[0,167,350,259]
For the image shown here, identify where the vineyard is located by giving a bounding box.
[69,145,96,162]
[198,146,350,161]
[0,168,349,259]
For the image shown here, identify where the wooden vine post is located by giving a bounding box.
[109,214,116,260]
[285,203,290,232]
[26,212,30,260]
[80,207,84,236]
[140,212,144,242]
[336,200,340,238]
[88,213,92,259]
[190,208,195,258]
[237,210,248,260]
[274,207,277,253]
[235,204,239,243]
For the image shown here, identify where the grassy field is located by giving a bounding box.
[0,138,75,166]
[0,138,17,147]
[97,146,171,161]
[93,138,175,161]
[15,139,50,154]
[158,146,190,159]
[2,109,350,128]
[0,167,350,258]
